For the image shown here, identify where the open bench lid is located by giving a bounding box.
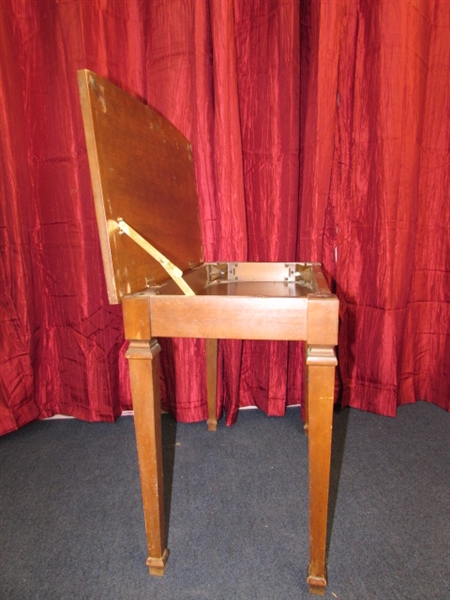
[78,69,204,304]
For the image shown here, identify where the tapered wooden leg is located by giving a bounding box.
[206,338,218,431]
[126,338,169,576]
[306,345,337,595]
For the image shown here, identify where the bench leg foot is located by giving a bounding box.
[307,572,327,595]
[207,418,218,431]
[147,549,170,576]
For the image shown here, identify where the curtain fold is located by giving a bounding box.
[1,0,449,436]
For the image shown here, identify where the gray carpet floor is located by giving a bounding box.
[0,402,449,600]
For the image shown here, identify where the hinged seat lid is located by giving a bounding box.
[78,69,204,303]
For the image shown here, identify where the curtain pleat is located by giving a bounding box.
[1,0,449,436]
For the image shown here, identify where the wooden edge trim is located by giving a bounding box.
[77,69,118,304]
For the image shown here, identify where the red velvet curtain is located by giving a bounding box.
[308,0,450,416]
[1,1,448,436]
